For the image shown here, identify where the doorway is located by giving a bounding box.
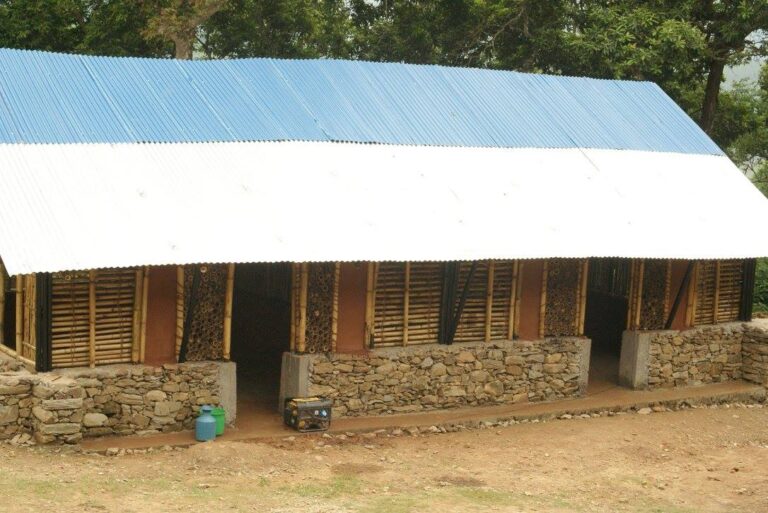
[583,258,631,391]
[230,263,292,421]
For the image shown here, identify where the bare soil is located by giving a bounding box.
[2,405,767,512]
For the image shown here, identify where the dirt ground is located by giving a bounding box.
[2,405,767,513]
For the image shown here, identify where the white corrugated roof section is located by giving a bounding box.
[0,141,766,276]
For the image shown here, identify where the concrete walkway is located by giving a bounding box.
[80,380,765,452]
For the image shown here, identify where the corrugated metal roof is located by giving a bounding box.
[0,141,764,276]
[0,48,721,154]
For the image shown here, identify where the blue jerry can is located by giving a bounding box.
[195,405,217,442]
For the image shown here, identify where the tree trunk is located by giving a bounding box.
[173,37,193,60]
[699,58,726,135]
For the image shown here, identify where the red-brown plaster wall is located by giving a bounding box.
[517,260,544,341]
[335,263,368,354]
[144,266,178,366]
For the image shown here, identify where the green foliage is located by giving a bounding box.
[755,259,768,312]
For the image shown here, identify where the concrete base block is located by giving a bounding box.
[278,352,311,413]
[578,338,592,394]
[218,361,237,423]
[619,330,650,389]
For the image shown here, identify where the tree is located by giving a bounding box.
[0,0,88,53]
[690,0,768,134]
[81,0,169,57]
[145,0,226,59]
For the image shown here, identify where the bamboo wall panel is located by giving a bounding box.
[406,262,442,345]
[490,261,515,340]
[0,261,6,348]
[453,262,489,343]
[694,261,718,326]
[304,263,335,353]
[638,259,670,330]
[372,262,406,347]
[716,260,744,323]
[693,260,744,325]
[183,264,227,361]
[51,269,136,368]
[543,259,581,337]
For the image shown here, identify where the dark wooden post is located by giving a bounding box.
[35,273,52,372]
[740,259,756,322]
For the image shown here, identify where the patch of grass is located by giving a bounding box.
[285,475,363,499]
[359,495,422,513]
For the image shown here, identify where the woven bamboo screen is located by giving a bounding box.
[291,263,339,353]
[51,268,137,368]
[0,261,6,349]
[183,264,227,361]
[370,261,519,347]
[543,259,587,337]
[627,259,671,330]
[693,260,744,325]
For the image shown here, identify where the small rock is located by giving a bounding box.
[637,407,652,415]
[105,447,119,456]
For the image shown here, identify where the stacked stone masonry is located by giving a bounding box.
[308,338,590,417]
[743,320,768,386]
[647,323,744,388]
[0,361,229,444]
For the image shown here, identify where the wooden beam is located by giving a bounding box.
[88,269,97,368]
[331,262,340,352]
[222,263,235,361]
[485,260,495,343]
[297,263,309,353]
[364,262,378,348]
[175,266,184,358]
[664,261,695,330]
[578,259,589,336]
[34,273,52,372]
[686,262,699,327]
[539,260,548,339]
[713,260,721,324]
[290,263,298,352]
[15,275,22,355]
[508,260,519,340]
[139,267,149,363]
[634,260,645,329]
[514,261,523,339]
[403,262,410,346]
[132,269,144,363]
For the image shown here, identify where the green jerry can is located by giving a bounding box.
[212,407,226,436]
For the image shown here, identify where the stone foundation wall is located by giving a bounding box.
[0,361,235,444]
[308,338,591,417]
[647,323,743,388]
[743,321,768,386]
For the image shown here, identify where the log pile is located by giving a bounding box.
[544,259,581,337]
[184,264,227,361]
[638,260,669,330]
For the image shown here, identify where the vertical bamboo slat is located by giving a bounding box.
[364,262,376,347]
[539,261,548,338]
[289,264,298,352]
[15,276,22,354]
[626,260,637,329]
[634,260,644,329]
[297,263,309,353]
[485,261,495,342]
[514,261,524,338]
[139,268,149,363]
[175,266,184,357]
[0,267,5,347]
[331,263,340,352]
[88,270,97,368]
[222,263,235,361]
[686,262,698,326]
[132,269,144,363]
[713,260,721,325]
[507,261,519,340]
[578,259,588,335]
[402,262,411,346]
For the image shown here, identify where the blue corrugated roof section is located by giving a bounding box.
[0,48,723,154]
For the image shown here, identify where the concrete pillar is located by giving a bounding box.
[578,337,592,394]
[278,352,311,412]
[217,361,237,423]
[619,330,650,389]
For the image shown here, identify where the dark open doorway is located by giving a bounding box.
[230,263,292,421]
[2,273,15,350]
[583,258,631,391]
